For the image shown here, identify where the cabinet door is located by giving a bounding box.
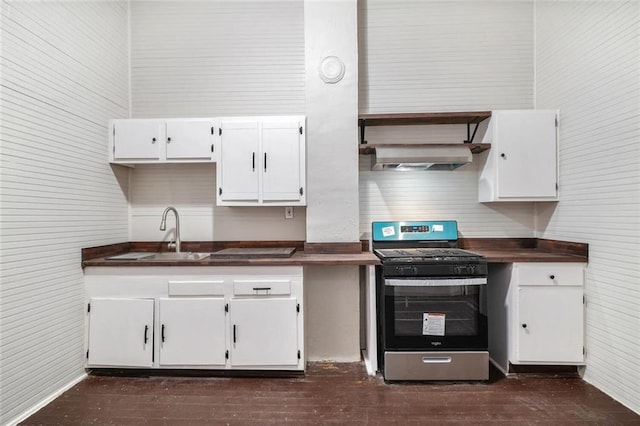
[158,298,226,366]
[261,119,304,203]
[516,286,583,363]
[113,119,164,160]
[87,298,154,367]
[218,120,260,202]
[496,110,557,198]
[166,119,215,160]
[229,298,298,367]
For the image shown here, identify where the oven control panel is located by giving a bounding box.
[400,225,430,233]
[373,221,459,242]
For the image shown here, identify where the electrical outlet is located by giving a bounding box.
[284,206,294,219]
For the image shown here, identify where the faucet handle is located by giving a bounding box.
[167,241,177,251]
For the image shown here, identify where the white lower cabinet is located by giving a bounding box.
[488,262,585,374]
[84,266,304,371]
[87,298,154,367]
[516,286,584,363]
[229,298,299,367]
[158,298,227,366]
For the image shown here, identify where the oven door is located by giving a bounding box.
[382,277,488,351]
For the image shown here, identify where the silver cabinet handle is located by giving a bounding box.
[422,357,452,364]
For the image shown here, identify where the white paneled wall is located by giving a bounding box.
[360,160,536,236]
[130,0,305,118]
[0,2,129,424]
[129,164,306,242]
[534,0,640,414]
[359,0,534,113]
[128,1,306,242]
[358,0,536,235]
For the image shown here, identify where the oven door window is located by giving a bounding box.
[383,281,487,350]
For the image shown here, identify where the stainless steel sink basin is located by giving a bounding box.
[145,252,211,261]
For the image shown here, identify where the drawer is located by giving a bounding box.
[515,263,584,287]
[168,280,225,296]
[233,280,291,296]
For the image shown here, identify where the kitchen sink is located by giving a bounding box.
[145,252,211,260]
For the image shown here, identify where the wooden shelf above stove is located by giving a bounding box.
[358,111,491,126]
[358,111,492,145]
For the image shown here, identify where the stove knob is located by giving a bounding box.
[454,265,474,275]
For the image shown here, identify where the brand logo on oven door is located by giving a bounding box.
[454,265,475,275]
[431,341,443,346]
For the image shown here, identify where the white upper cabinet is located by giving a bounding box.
[218,120,261,202]
[165,119,216,161]
[217,116,306,206]
[111,119,164,161]
[110,118,216,163]
[261,120,305,202]
[478,110,559,202]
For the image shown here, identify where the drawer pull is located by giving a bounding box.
[522,323,527,329]
[549,275,556,280]
[253,287,271,292]
[422,357,452,364]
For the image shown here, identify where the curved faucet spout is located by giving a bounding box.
[159,206,181,252]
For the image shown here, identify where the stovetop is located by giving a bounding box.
[374,248,481,262]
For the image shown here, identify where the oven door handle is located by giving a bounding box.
[385,278,487,287]
[422,356,452,364]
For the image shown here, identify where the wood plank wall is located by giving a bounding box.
[534,0,640,414]
[0,2,129,424]
[357,1,536,237]
[128,1,307,242]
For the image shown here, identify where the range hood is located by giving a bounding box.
[370,145,473,171]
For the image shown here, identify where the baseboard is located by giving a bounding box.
[489,357,509,376]
[5,372,87,426]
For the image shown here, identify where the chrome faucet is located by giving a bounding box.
[159,206,181,252]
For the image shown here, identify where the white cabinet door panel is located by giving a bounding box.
[495,110,557,198]
[262,120,302,202]
[113,120,163,160]
[158,298,226,366]
[166,120,214,160]
[229,298,298,366]
[88,298,154,367]
[219,121,260,201]
[517,286,583,363]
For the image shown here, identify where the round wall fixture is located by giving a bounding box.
[319,56,346,84]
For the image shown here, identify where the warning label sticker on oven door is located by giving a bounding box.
[423,313,445,336]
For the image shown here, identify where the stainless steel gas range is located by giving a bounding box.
[372,221,489,381]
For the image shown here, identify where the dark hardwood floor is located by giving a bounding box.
[22,363,639,425]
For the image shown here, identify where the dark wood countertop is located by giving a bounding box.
[81,238,587,268]
[459,237,588,263]
[82,251,381,268]
[468,248,587,263]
